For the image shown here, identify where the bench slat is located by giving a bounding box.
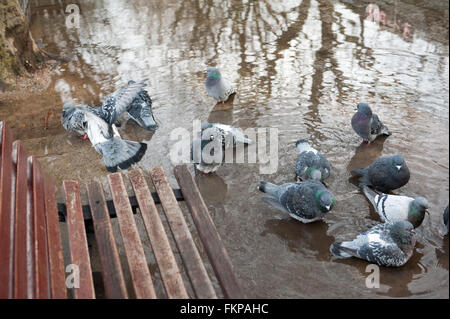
[174,165,245,299]
[87,181,128,299]
[44,176,67,299]
[128,169,189,299]
[13,141,32,298]
[150,167,217,299]
[108,173,156,299]
[32,158,50,298]
[63,180,95,299]
[0,122,14,298]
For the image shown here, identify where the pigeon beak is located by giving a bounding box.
[411,229,416,234]
[396,165,402,171]
[204,69,208,74]
[325,205,331,211]
[425,209,430,217]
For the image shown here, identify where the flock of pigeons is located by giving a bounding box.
[61,67,449,269]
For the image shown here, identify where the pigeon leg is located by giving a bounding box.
[221,101,225,105]
[82,133,88,140]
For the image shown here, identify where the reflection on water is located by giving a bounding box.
[0,0,448,298]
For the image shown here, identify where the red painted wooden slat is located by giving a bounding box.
[129,169,188,299]
[87,181,128,299]
[0,122,14,298]
[63,180,95,299]
[108,173,156,299]
[150,167,217,299]
[44,176,67,299]
[174,165,245,298]
[32,157,50,299]
[13,141,30,298]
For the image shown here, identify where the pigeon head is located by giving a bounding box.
[201,127,220,142]
[306,167,322,181]
[390,221,416,251]
[408,197,429,228]
[295,139,309,148]
[390,155,406,172]
[356,103,372,116]
[315,190,335,213]
[205,67,221,80]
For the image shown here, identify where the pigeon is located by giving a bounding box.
[330,220,416,267]
[205,67,236,103]
[351,103,391,144]
[126,80,158,131]
[191,138,223,174]
[257,180,336,223]
[361,184,429,228]
[201,122,254,147]
[444,205,449,236]
[191,123,254,174]
[350,155,410,192]
[61,80,148,172]
[295,139,331,182]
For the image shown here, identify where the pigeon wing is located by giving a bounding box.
[100,80,147,124]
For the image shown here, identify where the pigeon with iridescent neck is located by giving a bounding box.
[205,67,236,103]
[361,184,428,228]
[295,139,331,182]
[257,180,335,223]
[351,103,390,144]
[330,220,416,267]
[350,155,410,193]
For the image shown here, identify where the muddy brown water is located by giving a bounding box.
[0,0,448,298]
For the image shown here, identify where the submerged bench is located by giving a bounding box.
[0,121,245,299]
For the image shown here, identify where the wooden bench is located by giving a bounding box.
[0,121,245,299]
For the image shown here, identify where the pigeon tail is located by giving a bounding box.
[96,137,147,172]
[360,184,380,210]
[258,181,280,198]
[330,242,353,258]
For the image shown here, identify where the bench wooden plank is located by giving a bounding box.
[107,173,156,299]
[174,165,245,299]
[128,169,189,299]
[32,158,50,299]
[0,122,14,298]
[63,180,95,299]
[87,181,128,299]
[13,141,32,298]
[150,167,217,299]
[44,176,67,299]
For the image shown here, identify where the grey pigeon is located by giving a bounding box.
[191,138,223,174]
[205,67,236,103]
[350,155,410,192]
[330,220,416,267]
[257,180,336,223]
[361,184,429,228]
[191,123,254,174]
[351,103,391,143]
[201,122,253,147]
[295,139,331,182]
[61,81,148,172]
[444,205,449,236]
[126,80,158,131]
